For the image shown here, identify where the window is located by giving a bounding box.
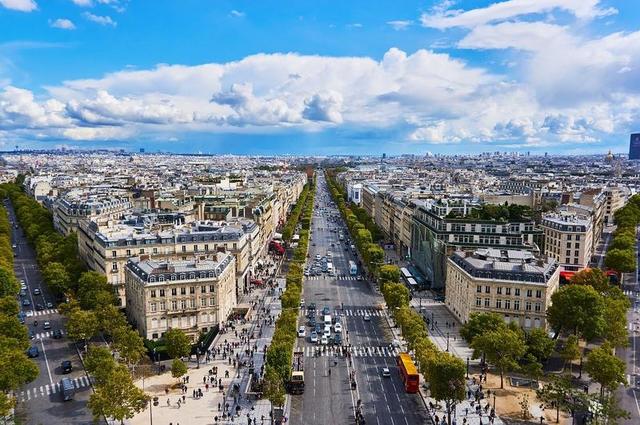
[565,250,571,257]
[126,249,131,256]
[536,290,542,298]
[171,300,177,310]
[180,300,186,309]
[139,249,144,254]
[153,247,158,254]
[189,286,195,294]
[574,250,579,257]
[159,301,166,311]
[504,300,511,310]
[574,243,580,249]
[180,288,186,295]
[574,258,579,264]
[111,262,118,271]
[209,297,215,306]
[171,275,176,281]
[171,288,177,296]
[534,303,541,312]
[158,275,164,282]
[204,244,209,252]
[112,250,117,258]
[566,242,572,248]
[476,285,482,293]
[515,288,520,296]
[525,301,532,311]
[159,289,165,297]
[484,298,490,307]
[485,286,490,294]
[181,245,186,253]
[514,300,520,310]
[201,286,206,294]
[567,235,572,241]
[505,287,511,296]
[497,287,502,295]
[194,245,198,252]
[209,285,215,293]
[526,289,532,297]
[149,276,156,283]
[189,299,196,308]
[201,298,207,307]
[495,299,502,309]
[476,297,481,307]
[150,290,156,298]
[575,235,580,241]
[150,303,157,312]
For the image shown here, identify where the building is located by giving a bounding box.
[603,186,626,225]
[445,248,559,329]
[124,252,236,341]
[52,191,132,235]
[541,209,593,271]
[629,133,640,160]
[347,182,362,205]
[411,200,541,289]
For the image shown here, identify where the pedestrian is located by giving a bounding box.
[167,398,170,407]
[182,395,186,403]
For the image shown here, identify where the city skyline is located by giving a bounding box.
[0,0,639,155]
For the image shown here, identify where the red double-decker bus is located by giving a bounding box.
[397,352,419,393]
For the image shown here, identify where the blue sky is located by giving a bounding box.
[0,0,638,155]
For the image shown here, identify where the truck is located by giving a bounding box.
[288,350,305,394]
[61,377,75,401]
[269,240,285,255]
[349,260,358,276]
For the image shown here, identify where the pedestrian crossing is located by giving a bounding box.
[339,309,385,317]
[623,290,638,297]
[18,376,92,402]
[302,345,401,358]
[305,275,359,281]
[32,330,64,340]
[25,309,59,317]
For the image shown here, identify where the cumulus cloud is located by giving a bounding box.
[303,91,343,123]
[0,0,37,12]
[50,18,76,30]
[83,12,116,26]
[71,0,92,6]
[229,10,245,18]
[386,20,412,31]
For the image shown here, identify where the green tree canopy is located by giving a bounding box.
[546,284,606,341]
[0,295,20,317]
[427,353,466,425]
[382,282,411,310]
[605,248,636,273]
[41,262,71,296]
[263,365,286,407]
[379,265,400,285]
[85,345,117,386]
[0,266,19,297]
[164,328,191,359]
[65,308,99,349]
[524,327,555,363]
[0,344,39,392]
[584,343,627,395]
[171,358,188,381]
[471,327,526,388]
[460,312,505,343]
[88,364,149,425]
[77,271,116,310]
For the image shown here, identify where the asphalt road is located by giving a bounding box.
[5,198,94,425]
[289,173,429,425]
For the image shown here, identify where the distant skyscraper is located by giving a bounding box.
[140,148,145,153]
[382,153,386,159]
[629,133,640,160]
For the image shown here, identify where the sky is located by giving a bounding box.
[0,0,639,155]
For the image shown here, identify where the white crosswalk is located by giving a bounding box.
[340,309,385,317]
[18,376,92,402]
[33,330,64,340]
[25,309,59,317]
[305,275,359,281]
[302,345,400,358]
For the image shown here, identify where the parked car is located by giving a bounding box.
[22,299,30,306]
[61,360,72,374]
[27,346,39,358]
[52,329,63,339]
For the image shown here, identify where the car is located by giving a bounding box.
[19,289,26,297]
[333,323,342,333]
[298,326,306,338]
[29,330,35,340]
[315,254,321,261]
[310,331,318,343]
[43,321,51,330]
[434,295,445,302]
[356,275,363,281]
[315,323,323,333]
[320,335,329,345]
[20,281,27,290]
[303,270,309,276]
[363,314,371,322]
[46,302,53,308]
[333,334,343,345]
[33,288,41,295]
[308,303,316,310]
[22,299,31,306]
[322,306,330,315]
[381,367,391,378]
[27,346,39,358]
[35,303,44,311]
[308,318,316,327]
[52,329,63,339]
[61,360,72,374]
[391,339,401,349]
[11,244,17,249]
[300,299,305,308]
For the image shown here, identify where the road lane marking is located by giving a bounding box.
[39,338,53,385]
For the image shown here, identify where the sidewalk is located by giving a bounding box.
[122,253,286,425]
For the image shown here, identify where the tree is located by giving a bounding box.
[66,308,99,350]
[594,393,630,424]
[88,364,149,425]
[171,358,187,381]
[95,304,128,337]
[471,327,526,388]
[605,248,636,273]
[379,265,400,285]
[0,315,29,349]
[524,327,555,364]
[584,343,627,397]
[559,335,580,373]
[164,328,191,359]
[0,295,19,317]
[263,365,286,407]
[85,345,117,386]
[112,327,146,371]
[0,266,19,297]
[536,374,573,423]
[0,345,39,392]
[427,353,466,425]
[77,271,116,310]
[0,391,15,419]
[602,296,631,348]
[382,282,410,310]
[459,312,505,343]
[546,285,606,341]
[41,262,71,296]
[570,269,611,293]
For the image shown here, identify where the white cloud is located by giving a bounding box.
[229,10,245,18]
[303,91,343,124]
[0,0,37,12]
[386,20,412,31]
[458,22,570,51]
[421,0,616,29]
[50,18,76,30]
[71,0,92,6]
[83,12,116,26]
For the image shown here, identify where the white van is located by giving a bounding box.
[327,262,333,275]
[323,315,332,325]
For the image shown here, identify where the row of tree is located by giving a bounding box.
[324,171,384,277]
[263,178,316,407]
[0,203,39,418]
[1,181,153,423]
[281,183,312,242]
[604,194,640,273]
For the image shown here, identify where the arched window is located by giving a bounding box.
[149,276,156,283]
[158,275,165,282]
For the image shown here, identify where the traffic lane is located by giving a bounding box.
[379,354,428,425]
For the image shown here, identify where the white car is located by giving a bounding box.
[363,314,371,322]
[310,331,318,343]
[297,326,306,338]
[320,335,329,345]
[333,323,342,333]
[381,367,391,378]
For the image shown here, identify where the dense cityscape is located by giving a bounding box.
[2,0,640,424]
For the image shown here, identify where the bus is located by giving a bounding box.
[397,352,419,393]
[349,260,358,276]
[400,267,412,281]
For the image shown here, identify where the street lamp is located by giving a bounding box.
[446,332,450,352]
[466,357,469,379]
[431,312,434,331]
